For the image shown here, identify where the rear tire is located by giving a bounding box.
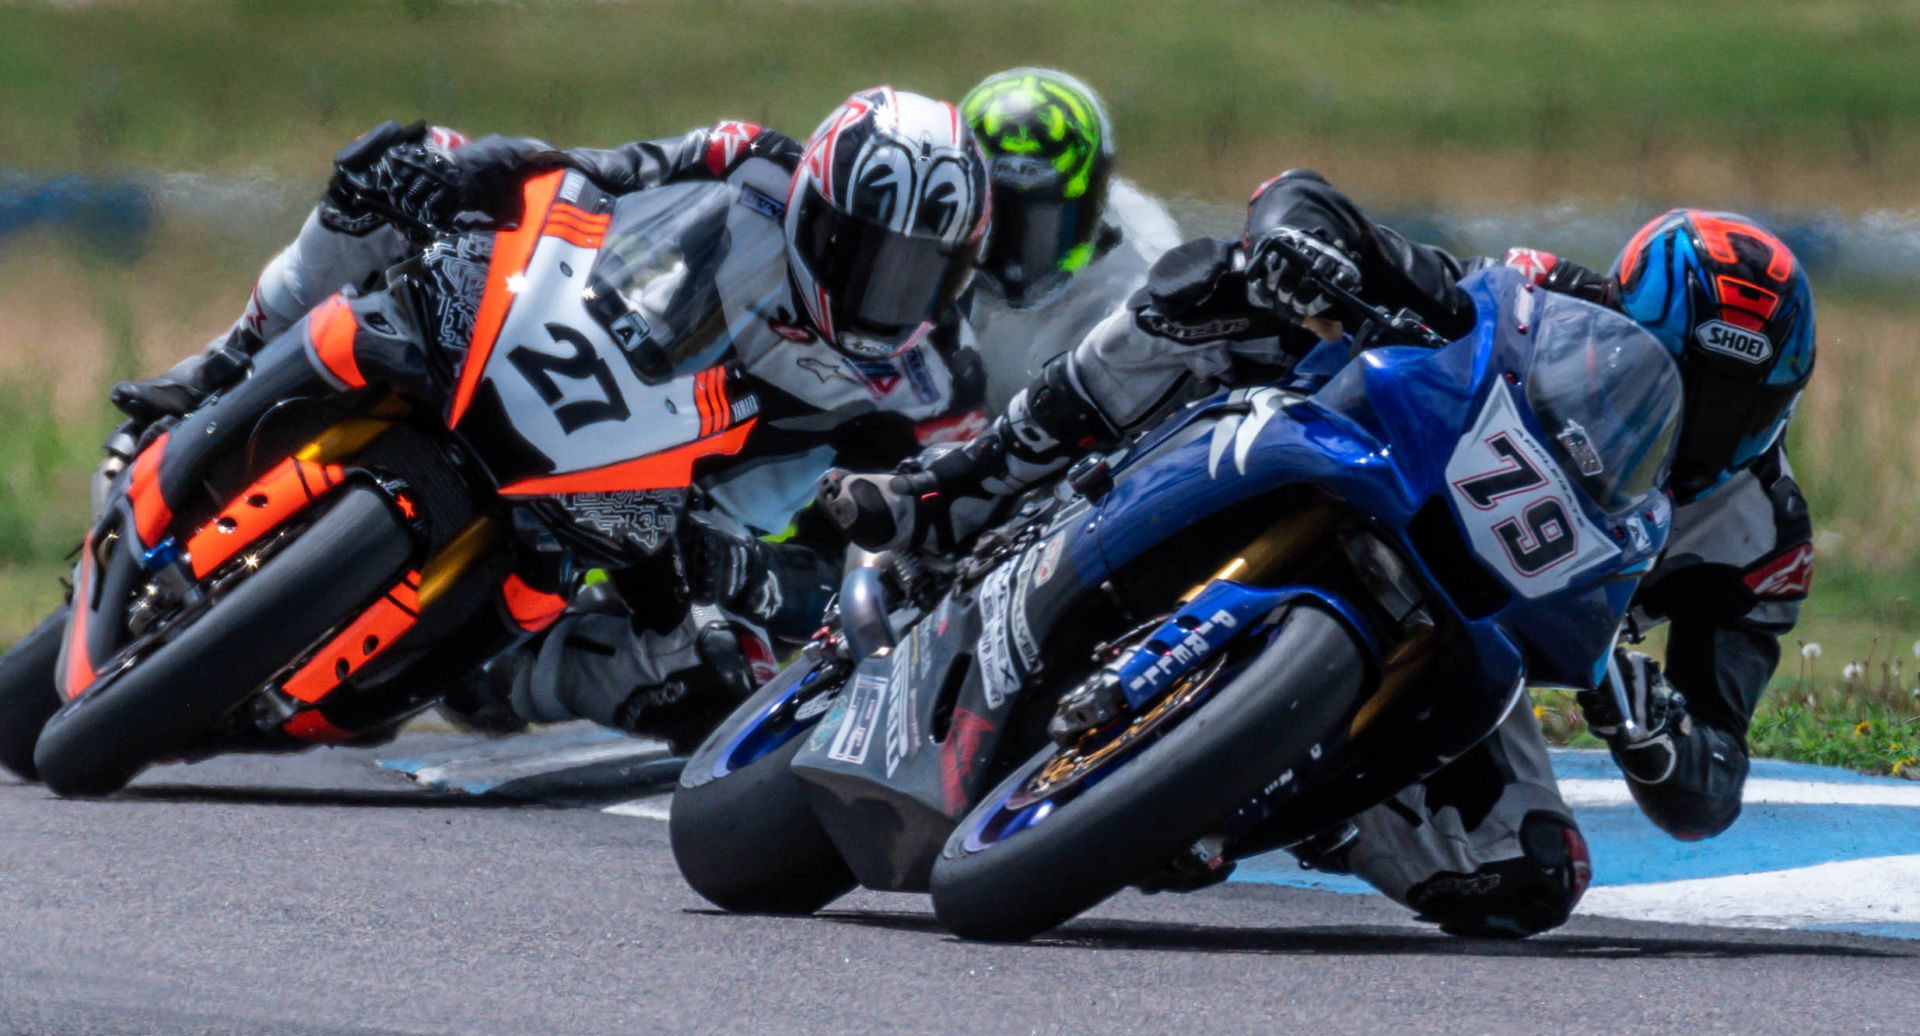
[930,604,1370,941]
[670,680,855,914]
[0,606,70,781]
[33,486,415,797]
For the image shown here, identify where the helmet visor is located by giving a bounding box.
[981,188,1087,306]
[1670,370,1799,492]
[794,183,976,345]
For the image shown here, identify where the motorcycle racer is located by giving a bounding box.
[110,88,993,748]
[956,68,1180,409]
[821,170,1815,936]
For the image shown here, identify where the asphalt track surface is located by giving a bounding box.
[3,738,1917,1036]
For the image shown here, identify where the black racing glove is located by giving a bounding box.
[1244,226,1362,318]
[1541,258,1620,309]
[680,516,837,639]
[321,120,469,237]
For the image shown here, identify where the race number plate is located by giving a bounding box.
[1444,385,1618,598]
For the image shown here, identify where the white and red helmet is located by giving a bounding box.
[785,87,991,360]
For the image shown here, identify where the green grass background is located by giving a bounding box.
[2,0,1916,771]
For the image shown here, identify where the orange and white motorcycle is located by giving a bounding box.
[0,169,779,796]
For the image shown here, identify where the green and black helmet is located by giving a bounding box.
[960,68,1115,306]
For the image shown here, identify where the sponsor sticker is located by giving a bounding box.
[883,647,916,778]
[1031,533,1065,586]
[1695,320,1773,364]
[1008,547,1041,669]
[827,671,889,765]
[975,563,1021,710]
[1557,420,1606,477]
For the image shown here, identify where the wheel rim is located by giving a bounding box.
[958,648,1237,854]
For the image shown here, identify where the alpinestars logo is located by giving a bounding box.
[1695,320,1773,364]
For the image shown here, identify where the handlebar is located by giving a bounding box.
[1256,235,1452,350]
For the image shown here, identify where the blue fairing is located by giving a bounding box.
[1084,267,1678,726]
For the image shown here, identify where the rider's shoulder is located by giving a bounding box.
[699,120,802,177]
[1136,236,1238,312]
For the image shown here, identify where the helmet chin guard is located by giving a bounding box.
[785,87,990,361]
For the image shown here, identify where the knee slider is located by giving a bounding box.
[1407,812,1590,939]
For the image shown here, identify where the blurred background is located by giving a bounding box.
[2,0,1915,769]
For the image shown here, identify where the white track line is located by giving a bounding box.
[1578,854,1920,929]
[603,797,672,821]
[1557,776,1920,809]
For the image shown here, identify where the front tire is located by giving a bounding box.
[930,603,1371,941]
[33,486,415,797]
[670,662,855,914]
[0,606,71,781]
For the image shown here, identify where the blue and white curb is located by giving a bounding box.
[1234,750,1920,940]
[379,722,680,802]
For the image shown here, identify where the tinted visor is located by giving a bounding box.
[981,189,1086,305]
[1670,370,1799,492]
[794,183,975,345]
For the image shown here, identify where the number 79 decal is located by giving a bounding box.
[1444,387,1617,597]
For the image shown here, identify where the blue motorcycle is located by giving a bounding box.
[670,264,1682,941]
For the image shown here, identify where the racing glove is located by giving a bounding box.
[1244,226,1362,318]
[680,516,837,640]
[321,120,470,237]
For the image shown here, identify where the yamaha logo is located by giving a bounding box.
[1695,320,1773,364]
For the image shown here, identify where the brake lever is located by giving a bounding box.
[1260,236,1450,349]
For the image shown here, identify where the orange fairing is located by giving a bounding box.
[501,573,566,632]
[496,418,757,496]
[127,431,173,547]
[283,710,355,745]
[281,571,422,705]
[187,456,349,579]
[308,294,364,389]
[62,537,97,699]
[447,170,568,428]
[544,203,610,249]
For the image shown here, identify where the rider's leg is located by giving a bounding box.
[1303,703,1592,938]
[111,212,409,422]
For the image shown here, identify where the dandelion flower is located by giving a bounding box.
[1912,639,1920,660]
[1802,642,1822,660]
[1805,694,1817,707]
[1842,662,1863,680]
[1854,720,1873,736]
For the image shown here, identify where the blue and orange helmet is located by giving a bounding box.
[1609,209,1815,498]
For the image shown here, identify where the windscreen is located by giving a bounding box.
[583,181,777,384]
[1524,293,1683,511]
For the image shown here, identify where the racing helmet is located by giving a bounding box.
[786,87,991,360]
[960,68,1115,307]
[1609,209,1816,498]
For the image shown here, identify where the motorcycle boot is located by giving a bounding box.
[109,328,258,425]
[819,351,1118,552]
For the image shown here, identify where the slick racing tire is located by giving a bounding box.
[930,603,1370,942]
[33,486,414,797]
[0,606,71,781]
[671,664,855,914]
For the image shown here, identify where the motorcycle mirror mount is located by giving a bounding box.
[840,563,898,660]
